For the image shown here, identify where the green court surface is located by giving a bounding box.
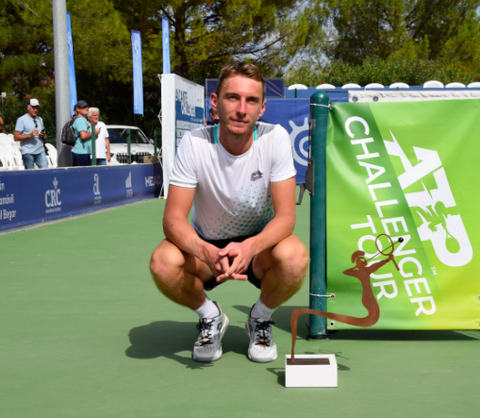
[1,197,478,418]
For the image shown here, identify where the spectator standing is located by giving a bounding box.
[71,100,99,166]
[0,115,4,133]
[87,107,110,165]
[13,99,48,169]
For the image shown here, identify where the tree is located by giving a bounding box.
[0,1,130,134]
[285,1,480,86]
[0,0,54,97]
[1,1,324,138]
[322,0,480,66]
[112,0,325,83]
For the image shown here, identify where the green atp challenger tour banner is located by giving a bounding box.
[325,99,480,330]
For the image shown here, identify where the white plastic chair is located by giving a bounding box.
[316,84,336,89]
[365,83,384,89]
[467,82,480,88]
[342,83,361,89]
[45,143,57,168]
[9,145,24,169]
[0,143,19,170]
[446,82,465,88]
[287,84,308,90]
[389,82,409,89]
[423,80,444,88]
[0,133,12,145]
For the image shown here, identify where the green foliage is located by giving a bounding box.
[112,0,314,83]
[0,0,55,97]
[285,56,479,87]
[323,0,480,65]
[3,0,480,142]
[286,1,480,86]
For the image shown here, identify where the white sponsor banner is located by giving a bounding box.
[349,89,480,103]
[161,74,204,198]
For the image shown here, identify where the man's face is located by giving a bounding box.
[27,105,40,118]
[89,111,99,124]
[77,106,89,118]
[211,75,266,138]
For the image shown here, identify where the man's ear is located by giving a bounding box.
[210,92,218,111]
[258,99,267,119]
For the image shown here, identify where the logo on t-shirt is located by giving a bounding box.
[250,170,263,181]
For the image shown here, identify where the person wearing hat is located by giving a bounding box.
[13,98,48,169]
[71,100,99,166]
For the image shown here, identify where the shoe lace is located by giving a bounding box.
[196,318,214,346]
[253,319,275,347]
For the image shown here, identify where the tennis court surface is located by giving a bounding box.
[1,197,478,418]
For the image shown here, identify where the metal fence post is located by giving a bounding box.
[127,129,131,164]
[91,123,96,166]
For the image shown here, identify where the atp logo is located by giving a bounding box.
[289,117,310,167]
[385,131,473,267]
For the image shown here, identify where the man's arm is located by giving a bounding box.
[163,184,230,277]
[218,176,297,279]
[105,137,111,161]
[14,130,38,142]
[79,130,92,140]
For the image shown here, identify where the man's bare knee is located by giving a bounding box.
[150,240,185,289]
[273,237,309,282]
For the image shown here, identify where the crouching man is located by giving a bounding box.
[150,62,309,362]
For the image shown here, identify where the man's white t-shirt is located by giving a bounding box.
[93,121,109,159]
[169,122,296,240]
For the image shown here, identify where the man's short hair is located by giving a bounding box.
[216,62,265,100]
[88,107,100,117]
[209,107,218,117]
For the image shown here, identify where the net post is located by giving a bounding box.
[308,91,330,339]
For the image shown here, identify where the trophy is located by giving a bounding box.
[285,235,403,387]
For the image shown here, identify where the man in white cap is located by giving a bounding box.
[14,98,48,169]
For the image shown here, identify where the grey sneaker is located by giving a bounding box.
[245,311,277,363]
[192,302,229,362]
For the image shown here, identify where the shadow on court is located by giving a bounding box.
[126,320,250,367]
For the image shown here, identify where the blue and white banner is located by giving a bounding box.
[0,165,162,232]
[161,74,204,197]
[162,17,171,74]
[131,30,144,115]
[67,12,77,117]
[263,99,311,185]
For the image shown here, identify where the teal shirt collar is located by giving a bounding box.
[213,125,257,144]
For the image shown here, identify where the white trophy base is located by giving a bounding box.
[285,354,337,388]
